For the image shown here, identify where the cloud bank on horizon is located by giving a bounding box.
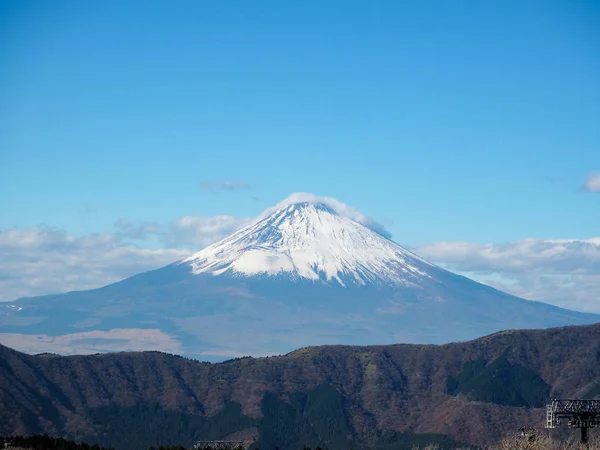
[413,238,600,312]
[0,328,182,355]
[0,192,599,313]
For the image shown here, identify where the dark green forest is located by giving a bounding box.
[5,384,473,450]
[445,352,550,407]
[84,402,255,450]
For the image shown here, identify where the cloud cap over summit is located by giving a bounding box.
[259,193,392,239]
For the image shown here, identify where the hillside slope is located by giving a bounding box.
[3,323,600,449]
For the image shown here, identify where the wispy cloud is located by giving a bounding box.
[413,238,600,312]
[582,173,600,192]
[77,206,98,215]
[262,192,393,239]
[114,218,162,239]
[200,179,250,193]
[166,215,253,247]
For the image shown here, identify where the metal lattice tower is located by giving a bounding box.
[546,399,600,444]
[191,441,244,450]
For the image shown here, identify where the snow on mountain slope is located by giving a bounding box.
[182,202,435,286]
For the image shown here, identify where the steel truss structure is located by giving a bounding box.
[546,399,600,443]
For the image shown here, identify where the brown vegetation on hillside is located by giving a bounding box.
[2,323,600,449]
[415,435,600,449]
[488,435,600,450]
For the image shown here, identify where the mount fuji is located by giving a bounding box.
[1,199,598,360]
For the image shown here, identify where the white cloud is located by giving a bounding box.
[166,215,253,248]
[582,173,600,192]
[413,238,600,312]
[113,218,162,239]
[110,214,252,249]
[0,226,189,302]
[261,192,392,238]
[200,179,250,193]
[415,238,600,274]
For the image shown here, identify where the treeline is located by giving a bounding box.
[151,446,329,450]
[0,435,114,450]
[489,435,600,450]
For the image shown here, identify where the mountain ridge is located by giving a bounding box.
[2,322,600,449]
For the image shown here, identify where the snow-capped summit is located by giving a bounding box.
[182,201,434,286]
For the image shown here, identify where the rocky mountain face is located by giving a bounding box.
[0,201,598,360]
[3,323,600,450]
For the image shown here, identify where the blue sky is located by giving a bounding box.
[1,1,599,310]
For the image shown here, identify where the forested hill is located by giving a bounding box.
[2,323,600,450]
